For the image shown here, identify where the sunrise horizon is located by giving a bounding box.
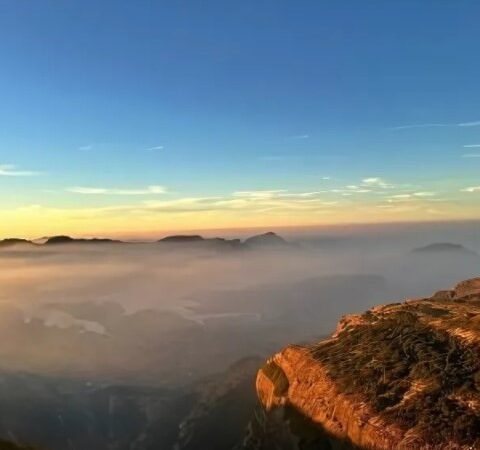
[2,3,480,238]
[4,217,480,242]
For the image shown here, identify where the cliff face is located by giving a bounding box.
[254,277,480,450]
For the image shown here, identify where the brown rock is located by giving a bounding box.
[256,277,480,449]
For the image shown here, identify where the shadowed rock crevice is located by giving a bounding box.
[239,403,364,450]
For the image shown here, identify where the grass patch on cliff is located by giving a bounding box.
[310,305,480,447]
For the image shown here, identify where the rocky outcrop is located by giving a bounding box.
[254,277,480,449]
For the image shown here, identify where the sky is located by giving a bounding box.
[1,1,480,238]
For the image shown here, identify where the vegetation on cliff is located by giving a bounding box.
[312,305,480,447]
[256,277,480,449]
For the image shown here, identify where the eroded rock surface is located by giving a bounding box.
[254,278,480,449]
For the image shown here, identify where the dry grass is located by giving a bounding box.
[310,300,480,447]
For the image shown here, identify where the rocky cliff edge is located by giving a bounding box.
[256,277,480,449]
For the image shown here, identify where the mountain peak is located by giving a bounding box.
[244,232,288,247]
[45,235,75,244]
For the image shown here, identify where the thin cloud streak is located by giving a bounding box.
[413,192,436,197]
[391,120,480,131]
[362,177,393,188]
[67,185,167,195]
[289,134,310,140]
[391,123,450,130]
[233,190,288,199]
[0,164,40,177]
[458,121,480,127]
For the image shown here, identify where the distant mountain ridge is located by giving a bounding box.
[158,234,243,250]
[45,235,122,245]
[412,242,477,255]
[0,232,291,250]
[0,238,35,247]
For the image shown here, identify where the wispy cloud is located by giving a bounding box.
[233,190,288,199]
[463,144,480,148]
[392,120,480,131]
[387,192,436,201]
[0,164,40,177]
[413,192,436,197]
[361,177,393,188]
[142,190,342,214]
[391,123,450,130]
[458,121,480,127]
[461,186,480,193]
[462,154,480,158]
[146,145,164,151]
[389,194,412,199]
[78,145,93,151]
[67,185,167,195]
[3,182,461,234]
[345,185,372,193]
[289,134,309,140]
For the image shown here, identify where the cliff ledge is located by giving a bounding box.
[256,277,480,449]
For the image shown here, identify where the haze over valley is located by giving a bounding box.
[0,222,478,448]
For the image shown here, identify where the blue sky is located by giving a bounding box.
[1,1,480,236]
